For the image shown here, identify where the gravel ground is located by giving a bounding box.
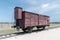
[1,27,60,40]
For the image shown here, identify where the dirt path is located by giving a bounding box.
[1,27,60,40]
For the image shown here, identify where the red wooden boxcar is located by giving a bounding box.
[14,7,50,32]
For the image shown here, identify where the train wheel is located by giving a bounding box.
[36,26,40,30]
[27,27,32,33]
[22,27,32,33]
[22,29,27,32]
[42,26,45,30]
[16,27,20,31]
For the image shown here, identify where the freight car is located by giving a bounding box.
[13,7,50,32]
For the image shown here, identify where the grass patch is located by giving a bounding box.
[0,23,60,35]
[0,28,16,35]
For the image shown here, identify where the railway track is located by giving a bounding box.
[0,33,17,39]
[0,26,60,39]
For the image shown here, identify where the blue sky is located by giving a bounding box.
[0,0,60,22]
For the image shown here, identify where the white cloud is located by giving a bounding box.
[41,4,49,9]
[40,3,59,13]
[25,3,59,14]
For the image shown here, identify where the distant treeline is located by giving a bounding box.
[50,22,60,24]
[0,22,15,24]
[0,22,60,24]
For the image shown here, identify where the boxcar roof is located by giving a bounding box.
[23,11,49,17]
[15,7,22,9]
[23,11,38,15]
